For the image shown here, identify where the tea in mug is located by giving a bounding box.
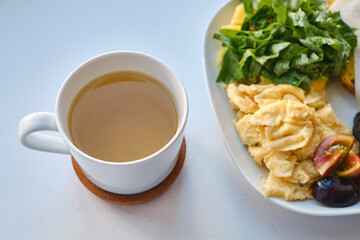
[68,71,178,162]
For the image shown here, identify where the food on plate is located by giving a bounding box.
[329,0,360,94]
[313,134,360,179]
[310,135,360,207]
[226,82,357,200]
[336,151,360,178]
[353,112,360,142]
[313,134,354,176]
[214,0,357,90]
[214,0,360,202]
[310,176,360,207]
[221,3,245,31]
[340,56,355,94]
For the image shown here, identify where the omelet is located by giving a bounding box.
[227,83,354,201]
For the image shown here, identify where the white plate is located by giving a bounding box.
[203,0,360,216]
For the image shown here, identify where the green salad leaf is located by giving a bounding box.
[214,0,357,90]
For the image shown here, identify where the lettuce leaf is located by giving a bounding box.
[214,0,357,90]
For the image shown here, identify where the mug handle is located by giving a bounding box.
[19,112,71,154]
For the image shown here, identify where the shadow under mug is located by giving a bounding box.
[19,51,189,195]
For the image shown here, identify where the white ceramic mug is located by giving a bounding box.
[18,51,188,195]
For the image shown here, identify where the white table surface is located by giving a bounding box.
[2,0,360,239]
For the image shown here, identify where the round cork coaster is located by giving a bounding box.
[71,138,186,205]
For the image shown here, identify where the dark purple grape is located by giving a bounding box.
[352,112,360,142]
[310,176,360,207]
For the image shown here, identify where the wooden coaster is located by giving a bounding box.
[71,138,186,205]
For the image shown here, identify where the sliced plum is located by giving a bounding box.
[352,112,360,142]
[310,176,360,207]
[313,134,354,176]
[336,150,360,178]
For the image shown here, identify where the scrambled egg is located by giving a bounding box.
[227,83,354,201]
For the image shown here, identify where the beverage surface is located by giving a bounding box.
[68,71,178,162]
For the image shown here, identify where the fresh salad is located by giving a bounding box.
[214,0,357,90]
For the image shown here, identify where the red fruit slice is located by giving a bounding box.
[313,134,354,176]
[315,149,347,176]
[336,150,360,178]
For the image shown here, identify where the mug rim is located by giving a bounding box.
[55,50,189,166]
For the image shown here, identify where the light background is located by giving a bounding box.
[1,0,360,239]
